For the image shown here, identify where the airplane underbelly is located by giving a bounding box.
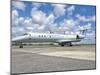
[71,39,81,42]
[31,38,57,42]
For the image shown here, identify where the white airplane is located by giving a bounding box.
[12,29,87,48]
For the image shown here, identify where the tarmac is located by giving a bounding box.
[11,44,96,74]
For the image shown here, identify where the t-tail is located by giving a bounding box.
[77,28,90,40]
[79,28,88,36]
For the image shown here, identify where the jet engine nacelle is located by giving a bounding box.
[76,35,80,39]
[76,34,85,39]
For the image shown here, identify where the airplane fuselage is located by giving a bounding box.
[12,33,84,48]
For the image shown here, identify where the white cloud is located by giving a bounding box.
[31,7,56,32]
[19,17,24,22]
[24,18,33,26]
[12,13,47,33]
[12,10,34,35]
[12,1,26,11]
[78,23,92,30]
[76,14,96,22]
[52,4,66,17]
[58,18,93,34]
[33,13,56,32]
[44,14,55,25]
[91,16,96,22]
[38,25,46,30]
[18,27,25,32]
[52,5,75,17]
[67,5,75,12]
[31,8,46,25]
[31,2,42,11]
[12,27,25,37]
[18,17,24,25]
[59,19,78,31]
[25,27,33,32]
[86,32,95,37]
[12,10,19,20]
[18,17,34,32]
[67,5,75,16]
[64,19,75,27]
[32,24,39,29]
[80,30,95,44]
[32,2,42,8]
[50,18,80,34]
[43,14,58,32]
[84,23,92,29]
[12,27,17,34]
[12,10,19,26]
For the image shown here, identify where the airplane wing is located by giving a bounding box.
[57,39,81,43]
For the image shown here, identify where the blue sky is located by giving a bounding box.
[11,1,96,44]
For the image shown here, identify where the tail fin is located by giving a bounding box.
[79,24,91,35]
[79,29,87,35]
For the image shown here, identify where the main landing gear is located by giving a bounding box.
[19,44,23,48]
[67,42,72,46]
[59,42,72,47]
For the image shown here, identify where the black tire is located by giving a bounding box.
[19,45,23,48]
[61,44,64,46]
[69,43,72,46]
[59,43,65,46]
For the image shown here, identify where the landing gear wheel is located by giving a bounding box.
[61,44,64,46]
[59,43,65,46]
[69,43,72,46]
[19,45,23,48]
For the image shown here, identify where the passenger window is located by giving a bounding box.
[39,35,40,37]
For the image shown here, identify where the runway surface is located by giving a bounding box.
[11,45,96,74]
